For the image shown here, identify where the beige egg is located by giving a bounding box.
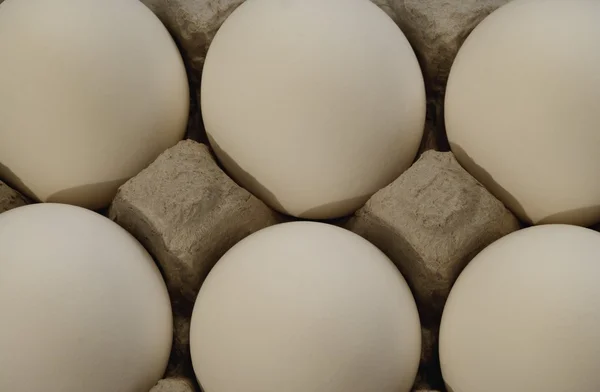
[201,0,426,220]
[440,224,600,392]
[0,203,173,392]
[190,222,421,392]
[445,0,600,226]
[0,0,189,210]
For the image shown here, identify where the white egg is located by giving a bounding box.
[0,0,189,210]
[201,0,426,219]
[0,203,173,392]
[190,221,421,392]
[445,0,600,226]
[439,224,600,392]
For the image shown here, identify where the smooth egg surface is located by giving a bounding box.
[190,221,422,392]
[0,0,189,209]
[0,203,173,392]
[201,0,426,219]
[445,0,600,226]
[440,224,600,392]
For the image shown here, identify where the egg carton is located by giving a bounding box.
[0,0,582,390]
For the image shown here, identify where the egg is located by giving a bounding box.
[201,0,426,220]
[0,204,173,392]
[190,222,421,392]
[0,0,189,210]
[439,224,600,392]
[445,0,600,226]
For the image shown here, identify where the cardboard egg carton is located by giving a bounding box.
[0,180,29,214]
[0,0,519,391]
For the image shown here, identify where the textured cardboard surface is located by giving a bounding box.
[347,151,520,324]
[110,140,282,314]
[164,314,193,380]
[0,181,29,214]
[346,151,520,389]
[150,377,196,392]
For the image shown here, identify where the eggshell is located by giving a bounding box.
[0,0,189,210]
[201,0,426,219]
[445,0,600,226]
[439,224,600,392]
[190,221,421,392]
[0,203,173,392]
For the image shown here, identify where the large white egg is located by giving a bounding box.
[201,0,426,219]
[0,0,189,210]
[0,204,173,392]
[445,0,600,226]
[190,222,421,392]
[439,224,600,392]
